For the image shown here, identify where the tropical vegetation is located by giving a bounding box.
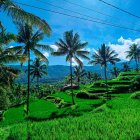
[1,2,140,140]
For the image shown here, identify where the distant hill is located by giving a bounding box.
[9,61,138,84]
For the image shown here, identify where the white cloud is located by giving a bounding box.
[84,47,97,53]
[9,46,14,48]
[108,36,140,61]
[51,45,58,51]
[43,52,49,58]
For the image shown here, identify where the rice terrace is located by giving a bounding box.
[1,0,140,140]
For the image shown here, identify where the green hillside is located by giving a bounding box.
[1,71,140,139]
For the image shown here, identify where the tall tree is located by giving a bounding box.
[52,30,89,104]
[110,66,120,78]
[86,71,93,83]
[11,23,53,115]
[0,0,51,34]
[74,66,86,86]
[122,62,130,72]
[0,23,20,86]
[92,72,101,82]
[89,44,120,99]
[126,43,140,71]
[30,58,48,93]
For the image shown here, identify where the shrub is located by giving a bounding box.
[130,76,140,91]
[88,88,107,93]
[76,91,99,99]
[0,87,10,111]
[76,91,89,99]
[57,100,72,108]
[131,92,140,99]
[111,85,129,93]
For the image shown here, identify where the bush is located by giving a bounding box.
[131,92,140,99]
[76,91,99,99]
[130,76,140,91]
[111,85,129,93]
[0,87,10,111]
[76,91,89,99]
[117,76,133,81]
[88,88,107,93]
[57,100,72,108]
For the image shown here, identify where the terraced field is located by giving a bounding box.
[0,71,140,139]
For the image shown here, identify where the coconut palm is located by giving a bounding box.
[126,43,140,71]
[122,62,130,72]
[11,23,53,115]
[86,71,101,83]
[0,23,20,86]
[89,44,120,99]
[0,0,51,34]
[52,30,89,104]
[92,72,101,82]
[110,66,120,78]
[74,66,86,86]
[30,58,48,93]
[86,71,92,83]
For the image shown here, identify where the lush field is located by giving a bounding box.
[1,71,140,139]
[0,92,140,139]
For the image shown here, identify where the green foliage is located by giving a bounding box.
[76,91,89,98]
[0,88,10,111]
[0,0,51,34]
[76,90,99,99]
[131,91,140,99]
[111,85,130,93]
[93,104,110,113]
[1,108,140,140]
[130,76,140,91]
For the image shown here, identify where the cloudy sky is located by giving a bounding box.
[1,0,140,65]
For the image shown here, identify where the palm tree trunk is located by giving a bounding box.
[135,58,138,72]
[70,57,75,105]
[37,76,39,93]
[104,66,109,99]
[78,77,80,87]
[27,49,30,115]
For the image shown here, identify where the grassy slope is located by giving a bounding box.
[0,93,102,126]
[1,71,140,139]
[1,93,140,140]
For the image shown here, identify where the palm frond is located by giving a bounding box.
[1,0,51,35]
[33,49,48,63]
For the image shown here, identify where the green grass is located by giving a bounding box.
[107,93,140,110]
[1,93,140,139]
[0,99,58,126]
[1,108,140,140]
[1,71,140,139]
[0,93,103,126]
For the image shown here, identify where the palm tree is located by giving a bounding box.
[110,66,120,78]
[0,23,20,86]
[52,30,89,104]
[92,72,101,82]
[122,62,130,72]
[64,75,74,85]
[86,71,93,83]
[126,43,140,71]
[11,23,53,115]
[30,58,48,93]
[89,44,120,99]
[0,0,51,34]
[74,66,86,86]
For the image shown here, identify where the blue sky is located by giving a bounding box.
[1,0,140,65]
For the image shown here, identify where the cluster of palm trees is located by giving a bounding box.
[0,0,52,114]
[1,0,140,114]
